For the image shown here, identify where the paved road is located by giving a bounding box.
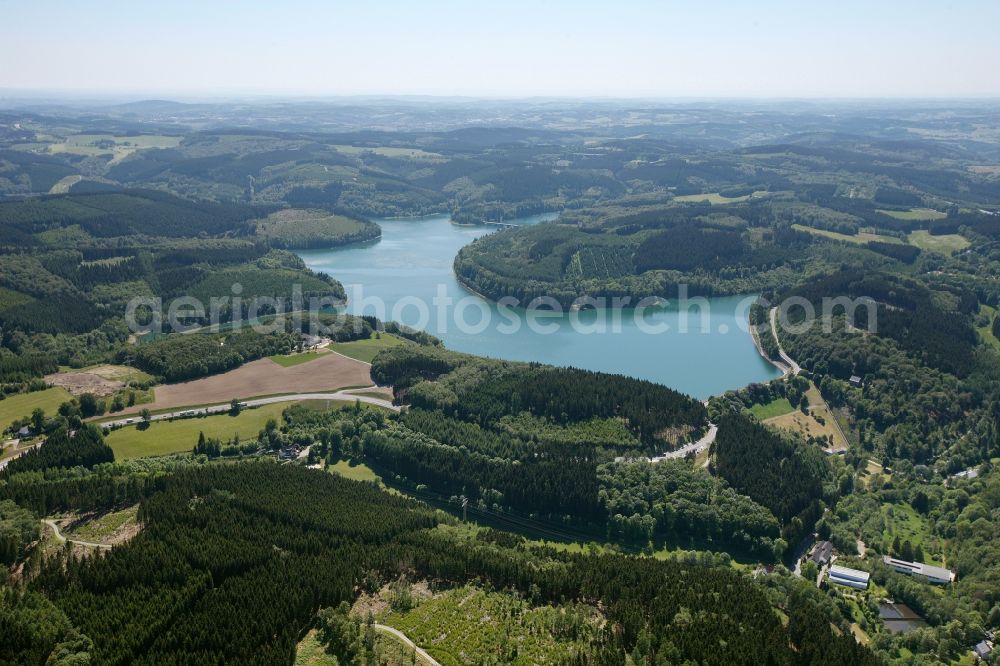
[769,307,801,376]
[42,519,112,550]
[651,423,718,462]
[99,389,398,429]
[372,624,441,666]
[791,533,816,577]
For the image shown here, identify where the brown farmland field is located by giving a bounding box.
[116,354,374,413]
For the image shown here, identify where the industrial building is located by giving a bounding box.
[882,556,955,584]
[827,565,870,590]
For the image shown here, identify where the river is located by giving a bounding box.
[297,213,780,399]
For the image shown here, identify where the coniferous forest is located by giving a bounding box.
[2,97,1000,665]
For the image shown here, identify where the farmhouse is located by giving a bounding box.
[974,638,993,662]
[827,565,870,590]
[301,334,323,349]
[809,540,833,566]
[882,556,955,584]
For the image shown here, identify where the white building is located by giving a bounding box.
[828,565,870,590]
[882,556,955,584]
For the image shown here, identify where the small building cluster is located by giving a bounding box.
[827,565,870,590]
[882,556,955,584]
[277,443,303,460]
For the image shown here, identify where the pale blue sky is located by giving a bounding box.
[2,0,998,97]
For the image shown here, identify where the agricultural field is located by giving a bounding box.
[372,583,603,665]
[907,230,970,254]
[46,364,155,398]
[0,387,73,431]
[329,333,408,363]
[44,133,181,164]
[877,207,948,221]
[764,384,849,450]
[105,402,287,459]
[268,350,329,367]
[749,397,795,421]
[791,224,903,245]
[673,191,767,204]
[116,353,374,414]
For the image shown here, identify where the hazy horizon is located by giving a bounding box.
[3,0,999,98]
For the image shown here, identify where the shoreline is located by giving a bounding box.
[748,312,791,379]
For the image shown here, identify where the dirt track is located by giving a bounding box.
[117,354,375,413]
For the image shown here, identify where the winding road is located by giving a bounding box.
[372,624,441,666]
[651,423,718,462]
[768,307,801,376]
[42,519,113,550]
[99,388,398,429]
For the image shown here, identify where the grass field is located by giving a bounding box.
[907,230,970,255]
[268,350,329,367]
[977,305,1000,353]
[328,459,381,482]
[106,403,288,459]
[791,224,903,245]
[673,191,766,204]
[48,133,181,164]
[877,207,947,221]
[329,334,408,363]
[0,387,73,430]
[48,174,83,194]
[749,397,795,420]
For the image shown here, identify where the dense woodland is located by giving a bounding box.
[0,453,877,666]
[1,101,1000,664]
[132,330,301,382]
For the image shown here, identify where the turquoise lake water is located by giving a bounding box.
[297,213,780,399]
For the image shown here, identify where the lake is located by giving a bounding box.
[297,213,781,399]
